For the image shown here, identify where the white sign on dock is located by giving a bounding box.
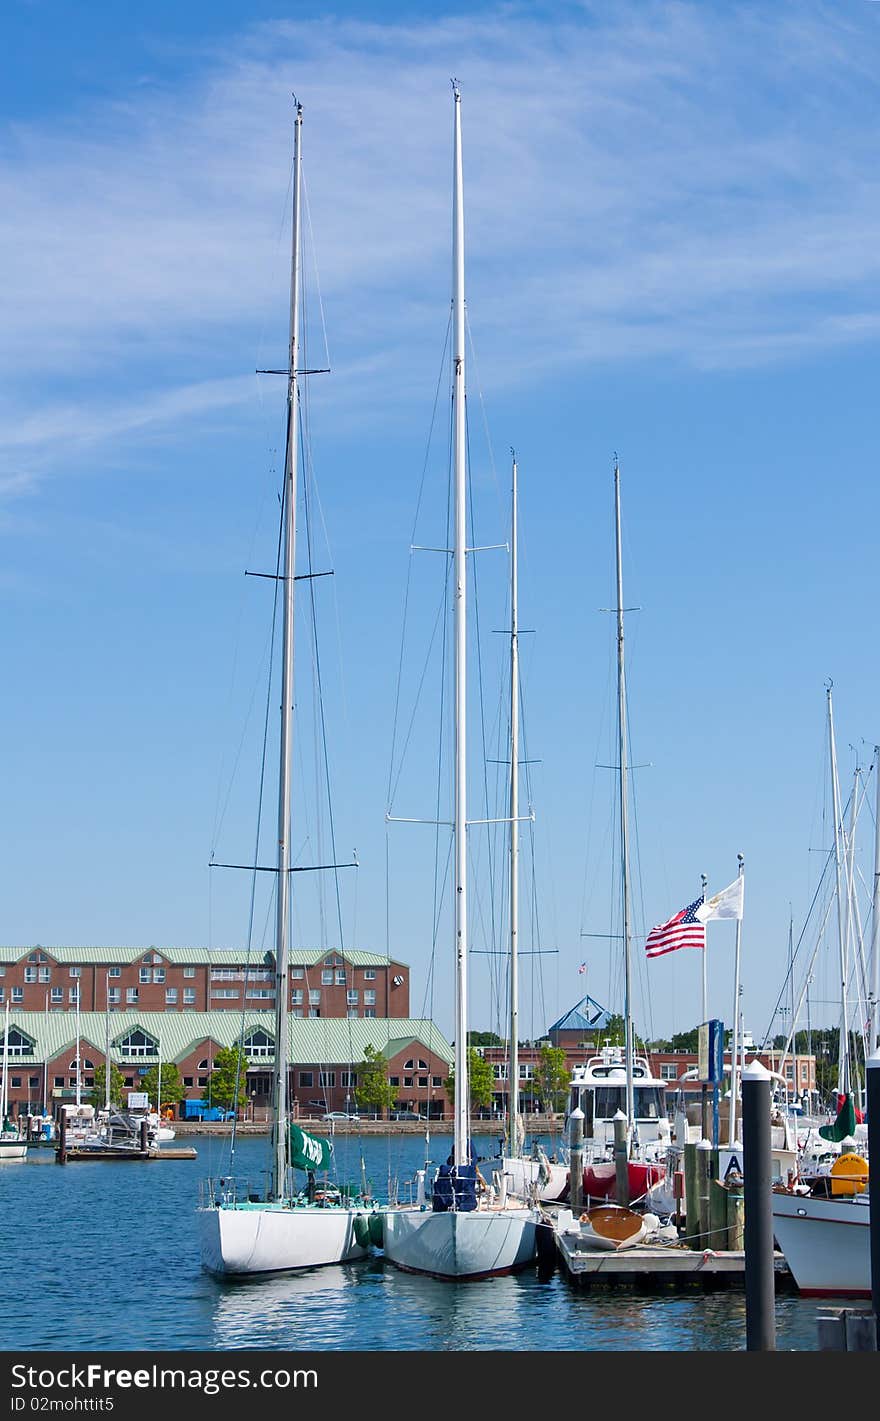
[127,1092,149,1110]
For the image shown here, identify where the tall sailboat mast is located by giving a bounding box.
[451,83,469,1170]
[271,100,303,1202]
[507,453,520,1160]
[871,746,880,1054]
[826,685,850,1098]
[613,459,635,1136]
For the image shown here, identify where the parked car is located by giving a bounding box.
[389,1111,426,1121]
[323,1112,360,1122]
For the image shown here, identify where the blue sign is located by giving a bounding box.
[698,1019,724,1084]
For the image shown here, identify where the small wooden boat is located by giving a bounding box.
[576,1204,647,1251]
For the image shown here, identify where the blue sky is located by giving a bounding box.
[3,0,880,1052]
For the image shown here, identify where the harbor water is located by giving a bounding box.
[5,1133,829,1351]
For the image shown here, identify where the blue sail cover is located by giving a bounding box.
[432,1162,478,1212]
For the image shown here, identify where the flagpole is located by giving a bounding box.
[728,853,745,1146]
[700,873,708,1023]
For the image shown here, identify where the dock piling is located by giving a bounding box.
[742,1059,776,1351]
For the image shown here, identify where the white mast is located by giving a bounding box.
[507,452,520,1160]
[1,999,9,1123]
[451,83,469,1169]
[871,747,880,1054]
[827,686,850,1097]
[271,100,303,1202]
[104,972,111,1113]
[613,458,635,1136]
[75,983,82,1109]
[157,1032,163,1121]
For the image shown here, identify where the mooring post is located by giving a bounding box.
[568,1107,584,1214]
[696,1139,712,1249]
[742,1059,776,1351]
[613,1111,629,1206]
[140,1118,149,1154]
[57,1108,66,1165]
[868,1049,880,1326]
[684,1141,699,1244]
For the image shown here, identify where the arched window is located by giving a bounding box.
[243,1029,274,1059]
[1,1027,35,1058]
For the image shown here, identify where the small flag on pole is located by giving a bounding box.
[577,962,587,975]
[645,896,706,959]
[695,876,744,923]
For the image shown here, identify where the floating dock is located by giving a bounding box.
[57,1145,198,1162]
[555,1230,792,1289]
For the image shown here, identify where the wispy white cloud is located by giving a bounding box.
[3,1,880,485]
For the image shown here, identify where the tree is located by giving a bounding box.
[468,1030,503,1048]
[141,1062,185,1111]
[444,1047,494,1112]
[670,1027,700,1053]
[603,1014,625,1047]
[210,1046,248,1114]
[89,1063,125,1108]
[533,1044,570,1114]
[354,1045,398,1118]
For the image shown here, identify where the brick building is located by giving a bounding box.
[0,945,410,1018]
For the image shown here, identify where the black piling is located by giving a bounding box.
[742,1060,776,1351]
[869,1050,880,1321]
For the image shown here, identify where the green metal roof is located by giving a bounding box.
[3,1010,452,1068]
[0,945,405,968]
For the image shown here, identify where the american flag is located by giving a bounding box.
[645,896,706,959]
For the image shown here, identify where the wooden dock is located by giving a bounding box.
[57,1145,198,1162]
[554,1231,793,1289]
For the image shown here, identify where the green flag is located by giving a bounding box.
[289,1123,334,1172]
[818,1093,857,1143]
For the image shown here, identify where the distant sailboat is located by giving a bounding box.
[0,1001,27,1161]
[381,86,539,1280]
[198,101,375,1277]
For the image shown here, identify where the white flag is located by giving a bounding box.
[695,875,744,923]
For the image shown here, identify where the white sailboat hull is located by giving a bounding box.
[770,1189,870,1297]
[0,1139,27,1161]
[499,1156,569,1202]
[382,1205,539,1280]
[199,1204,370,1277]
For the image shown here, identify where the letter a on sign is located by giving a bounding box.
[723,1154,742,1180]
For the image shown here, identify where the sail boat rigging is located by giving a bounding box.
[566,461,668,1203]
[198,101,375,1277]
[381,86,539,1279]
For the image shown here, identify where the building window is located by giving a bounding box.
[319,1071,336,1088]
[432,1077,443,1088]
[0,989,4,1003]
[299,1072,314,1087]
[183,967,195,979]
[321,970,333,985]
[24,967,37,983]
[68,988,79,1004]
[246,988,274,999]
[335,970,346,985]
[38,967,50,983]
[12,988,23,1003]
[291,967,303,979]
[165,988,178,1005]
[116,1030,156,1058]
[493,1064,505,1080]
[308,1009,319,1019]
[1,1028,34,1058]
[346,990,359,1005]
[518,1064,533,1080]
[108,988,120,1005]
[418,1077,428,1088]
[54,1076,64,1088]
[292,1008,303,1018]
[403,1077,412,1087]
[364,990,376,1006]
[363,1008,376,1019]
[211,969,239,981]
[243,1030,273,1059]
[211,989,239,999]
[364,969,376,980]
[124,1077,134,1088]
[69,967,81,979]
[198,1076,208,1087]
[152,968,165,984]
[183,1076,193,1087]
[340,1071,358,1088]
[126,988,139,1004]
[389,1076,399,1087]
[309,990,320,1006]
[50,988,63,1004]
[109,967,121,978]
[660,1064,679,1081]
[28,1076,40,1089]
[139,968,151,983]
[183,988,195,1004]
[292,990,303,1005]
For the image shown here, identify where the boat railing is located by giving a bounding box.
[200,1175,267,1208]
